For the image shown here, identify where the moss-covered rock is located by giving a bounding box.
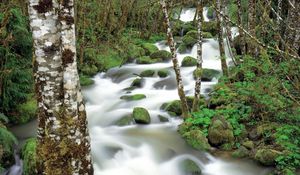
[161,100,182,116]
[141,43,159,55]
[80,75,94,87]
[132,107,151,124]
[0,127,17,168]
[254,148,281,166]
[158,115,169,122]
[182,130,211,151]
[242,140,254,150]
[232,146,249,158]
[208,116,234,146]
[80,64,99,76]
[178,122,193,136]
[115,115,134,126]
[158,69,169,78]
[180,159,202,175]
[150,50,172,61]
[193,68,221,81]
[131,78,144,88]
[120,94,146,101]
[136,56,161,64]
[127,43,146,59]
[182,35,197,47]
[140,70,155,77]
[178,43,188,53]
[182,56,197,67]
[21,138,38,175]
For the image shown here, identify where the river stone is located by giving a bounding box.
[182,130,211,151]
[158,115,169,122]
[193,68,221,81]
[161,100,182,116]
[181,56,197,67]
[254,148,281,166]
[115,115,134,126]
[132,107,151,124]
[208,116,234,146]
[120,94,146,101]
[158,69,169,78]
[153,77,177,90]
[232,146,249,158]
[131,78,144,88]
[140,70,155,77]
[150,50,172,61]
[181,159,202,175]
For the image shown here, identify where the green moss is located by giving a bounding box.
[132,107,151,124]
[131,78,144,88]
[181,56,197,67]
[14,96,37,124]
[255,149,281,166]
[0,127,17,168]
[127,43,145,59]
[203,21,218,36]
[80,64,99,76]
[181,159,202,175]
[232,146,249,158]
[182,35,197,47]
[193,68,221,81]
[136,56,160,64]
[158,69,169,78]
[21,138,38,175]
[178,43,188,53]
[162,100,182,116]
[207,7,215,19]
[150,50,172,61]
[141,43,159,55]
[80,75,94,87]
[182,130,211,151]
[120,94,146,101]
[140,70,155,77]
[115,115,133,126]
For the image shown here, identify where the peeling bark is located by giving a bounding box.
[160,0,189,118]
[28,0,93,174]
[192,0,203,112]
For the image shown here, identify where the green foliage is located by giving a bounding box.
[150,50,172,61]
[0,127,17,168]
[141,43,159,55]
[13,95,37,124]
[21,138,38,175]
[79,75,95,87]
[182,35,197,47]
[120,94,146,101]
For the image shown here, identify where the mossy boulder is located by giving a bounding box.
[182,56,197,67]
[193,68,221,81]
[232,146,249,158]
[21,138,38,175]
[254,148,281,166]
[127,43,146,59]
[120,94,146,101]
[0,127,17,168]
[80,75,94,87]
[140,70,155,77]
[141,43,159,55]
[115,115,134,126]
[136,56,161,64]
[161,100,182,116]
[158,69,169,78]
[242,140,254,150]
[80,64,99,77]
[182,130,211,151]
[150,50,172,61]
[132,107,151,124]
[158,115,169,122]
[180,159,202,175]
[182,35,197,47]
[208,116,234,146]
[178,43,188,53]
[131,78,144,88]
[182,22,197,35]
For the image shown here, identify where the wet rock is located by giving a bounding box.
[115,115,134,126]
[158,115,169,122]
[182,35,197,47]
[131,78,144,88]
[181,159,202,175]
[161,100,182,116]
[254,148,281,166]
[141,43,159,55]
[120,94,146,101]
[193,68,221,81]
[153,77,177,90]
[136,56,161,64]
[150,50,172,61]
[182,130,211,151]
[232,146,249,158]
[182,56,197,67]
[140,70,155,77]
[158,69,169,78]
[208,116,234,146]
[132,107,151,124]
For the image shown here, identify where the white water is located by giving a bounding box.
[9,8,269,175]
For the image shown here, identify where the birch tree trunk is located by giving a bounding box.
[192,0,203,112]
[28,0,93,174]
[160,0,189,118]
[216,0,229,77]
[248,0,257,56]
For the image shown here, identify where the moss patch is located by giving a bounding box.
[21,138,38,175]
[120,94,146,101]
[132,107,151,124]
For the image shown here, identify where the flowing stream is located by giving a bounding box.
[9,8,271,175]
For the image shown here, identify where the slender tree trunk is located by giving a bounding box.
[236,0,246,55]
[28,0,93,174]
[285,0,300,55]
[215,0,229,76]
[192,0,203,112]
[160,0,189,118]
[248,0,257,56]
